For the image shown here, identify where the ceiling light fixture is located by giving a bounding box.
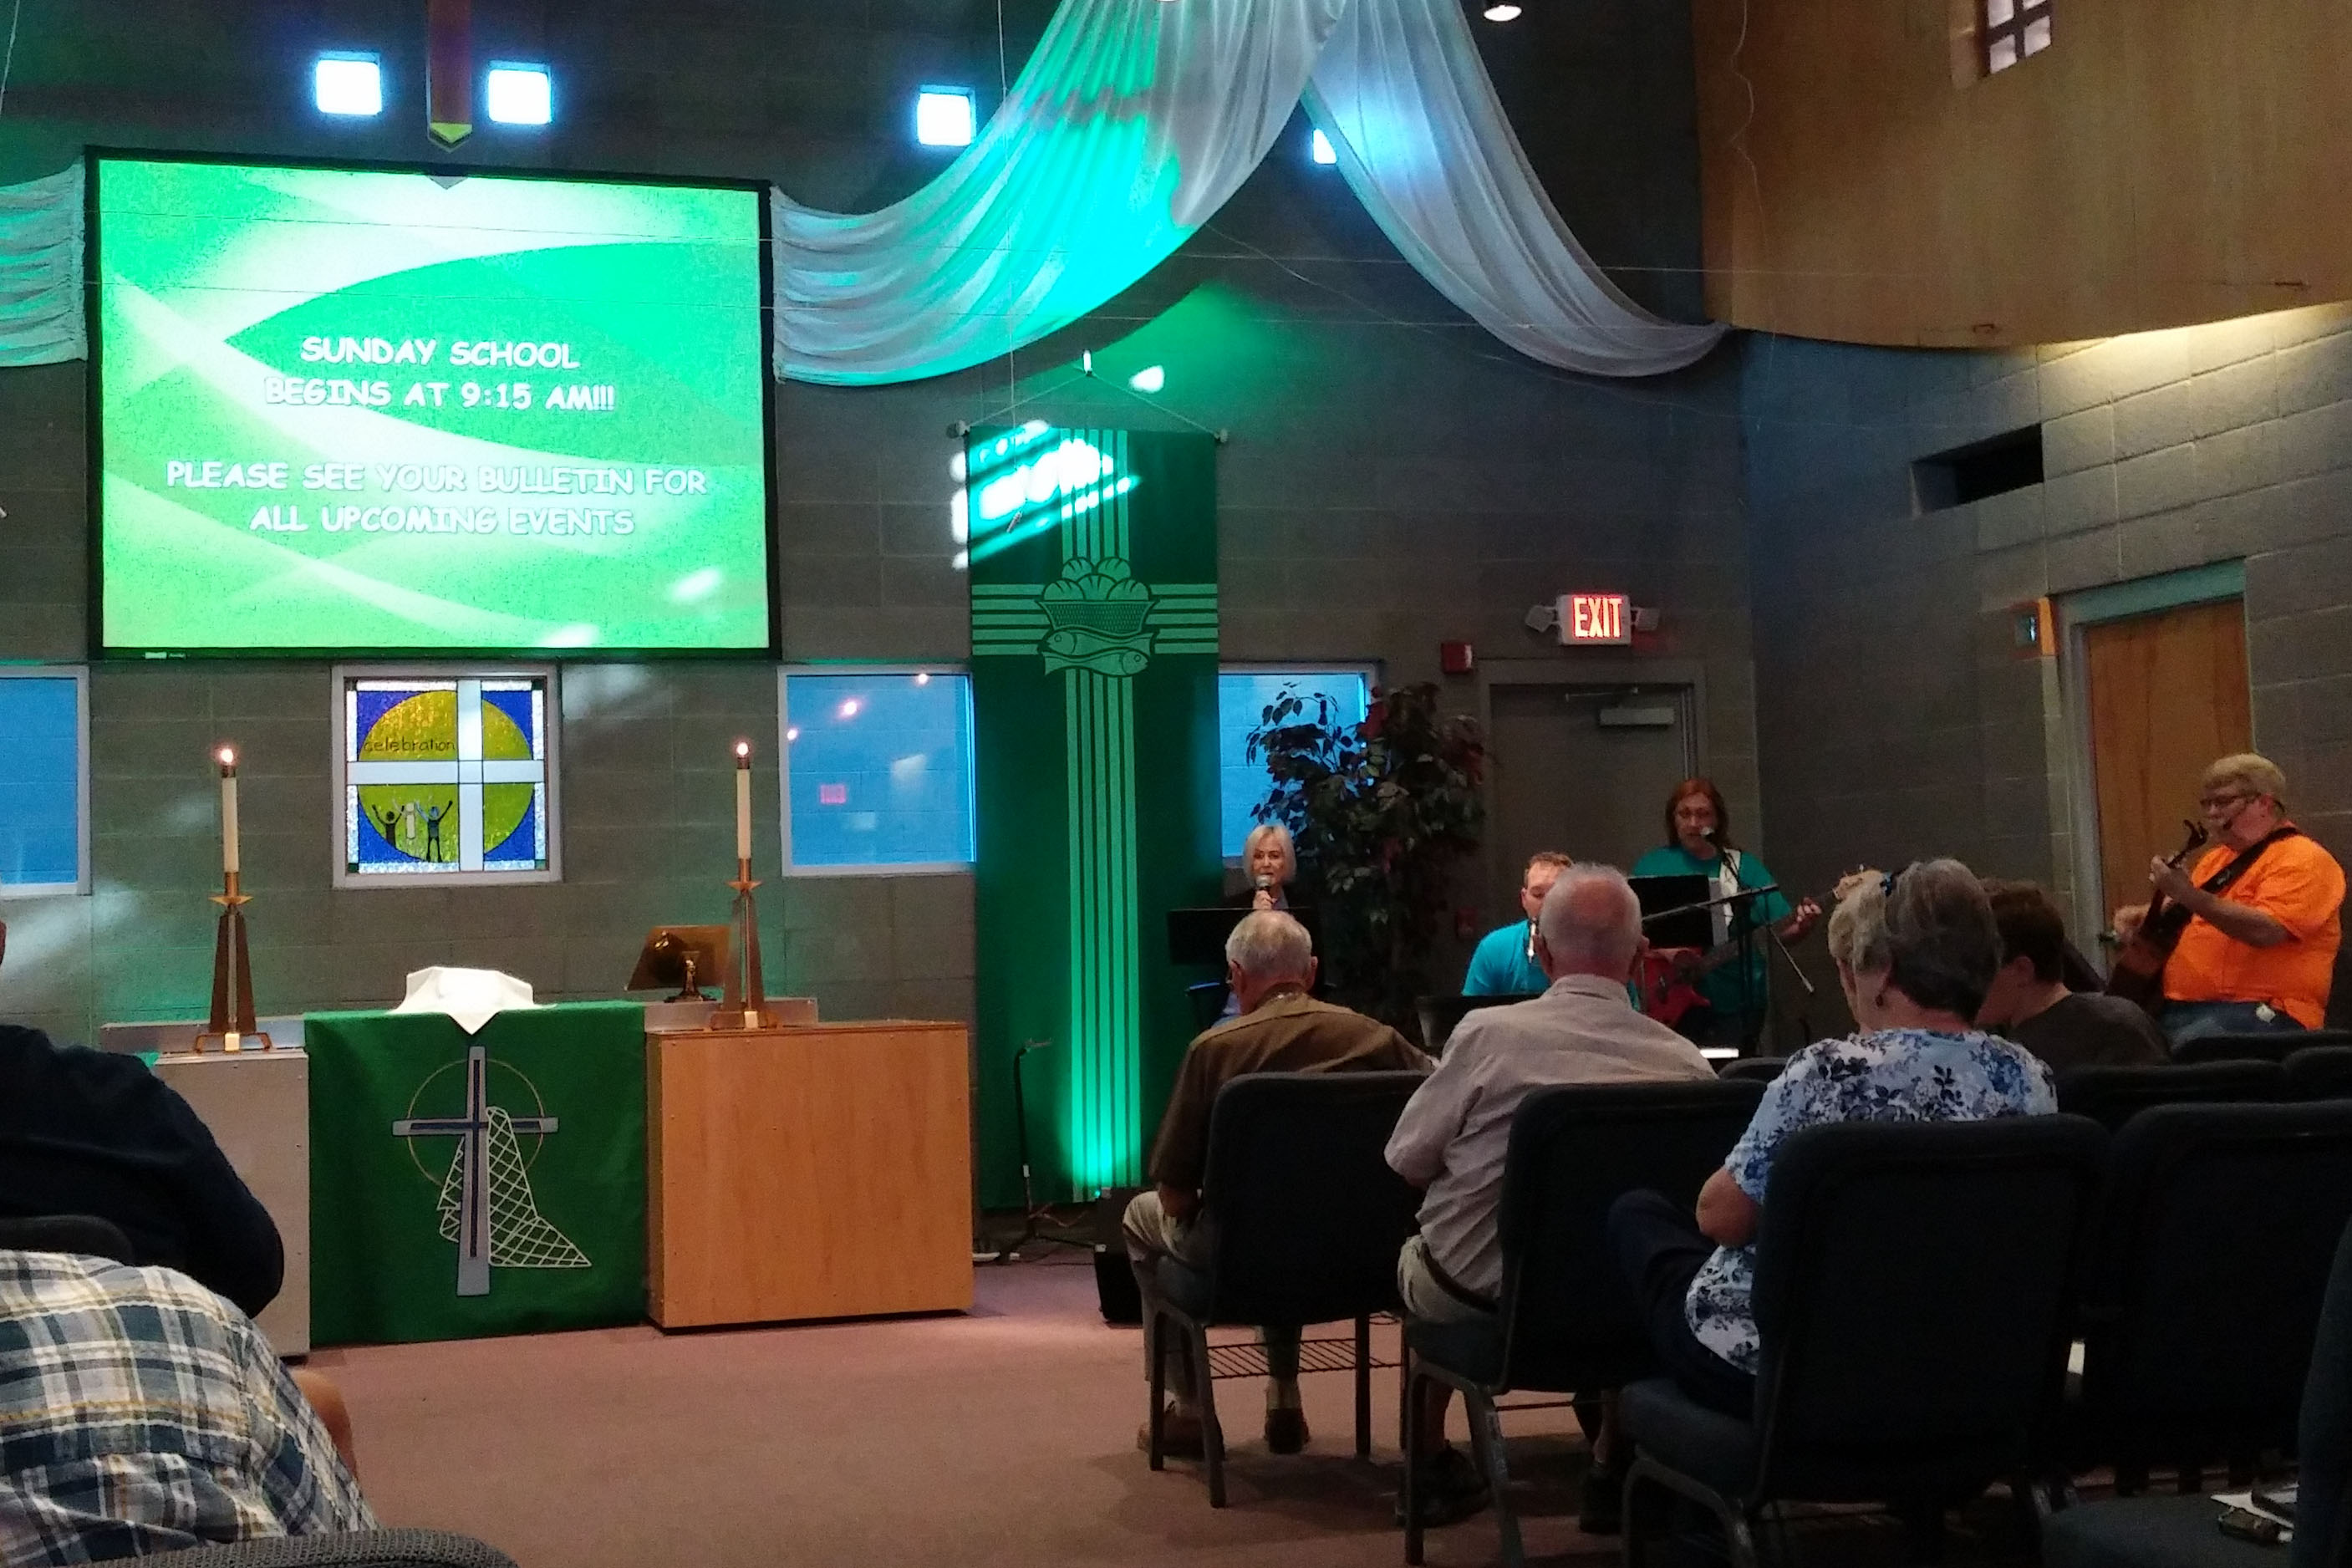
[915,87,976,148]
[484,63,552,125]
[313,53,384,117]
[1483,3,1523,18]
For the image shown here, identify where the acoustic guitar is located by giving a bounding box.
[2105,820,2207,1011]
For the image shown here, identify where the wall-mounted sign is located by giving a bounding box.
[1557,592,1632,646]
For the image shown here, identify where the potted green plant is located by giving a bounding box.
[1246,681,1486,1028]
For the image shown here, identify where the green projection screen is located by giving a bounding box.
[91,155,773,654]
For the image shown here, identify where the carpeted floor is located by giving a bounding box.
[315,1255,2038,1568]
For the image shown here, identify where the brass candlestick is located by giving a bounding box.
[715,857,771,1030]
[195,745,270,1054]
[195,868,272,1054]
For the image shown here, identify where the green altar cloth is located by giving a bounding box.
[307,1001,647,1346]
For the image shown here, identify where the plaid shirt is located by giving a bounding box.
[0,1250,374,1565]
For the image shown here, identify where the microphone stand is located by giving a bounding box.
[1638,883,1782,926]
[985,1039,1091,1263]
[1765,919,1816,1048]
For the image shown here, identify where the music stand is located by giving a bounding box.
[1164,905,1322,967]
[1417,991,1540,1054]
[1630,874,1712,949]
[628,924,731,1001]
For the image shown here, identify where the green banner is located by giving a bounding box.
[969,427,1223,1206]
[307,1001,647,1344]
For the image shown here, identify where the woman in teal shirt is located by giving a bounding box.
[1631,779,1820,1046]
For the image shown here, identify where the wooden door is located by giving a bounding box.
[2083,598,2251,924]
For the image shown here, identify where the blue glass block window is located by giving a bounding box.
[0,671,88,895]
[782,669,975,872]
[1218,667,1374,858]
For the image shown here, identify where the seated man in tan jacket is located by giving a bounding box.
[1125,910,1429,1459]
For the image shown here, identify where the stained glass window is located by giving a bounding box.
[334,668,558,886]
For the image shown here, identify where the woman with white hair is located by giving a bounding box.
[1606,859,2058,1416]
[1229,822,1308,914]
[1216,824,1315,1017]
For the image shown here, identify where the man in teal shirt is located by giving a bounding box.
[1463,853,1573,995]
[1631,780,1820,1046]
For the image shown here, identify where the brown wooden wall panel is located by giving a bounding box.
[647,1021,974,1328]
[2083,599,2251,924]
[1692,0,2352,346]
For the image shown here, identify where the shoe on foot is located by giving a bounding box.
[1394,1443,1493,1528]
[1138,1404,1205,1460]
[1579,1461,1624,1535]
[1265,1407,1309,1454]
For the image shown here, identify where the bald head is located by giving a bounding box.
[1534,865,1645,982]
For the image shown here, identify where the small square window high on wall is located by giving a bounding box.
[1983,0,2053,76]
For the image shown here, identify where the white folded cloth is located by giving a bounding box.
[391,967,538,1035]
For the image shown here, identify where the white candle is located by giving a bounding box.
[216,746,240,875]
[733,741,752,861]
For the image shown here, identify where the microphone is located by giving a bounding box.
[1702,825,1721,844]
[1253,873,1274,892]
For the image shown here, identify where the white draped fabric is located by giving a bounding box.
[774,0,1348,384]
[0,0,1722,384]
[0,165,85,368]
[1305,0,1723,376]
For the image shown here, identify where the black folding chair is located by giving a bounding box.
[0,1214,137,1264]
[1414,992,1539,1055]
[2055,1061,2283,1132]
[2285,1046,2352,1102]
[1621,1117,2109,1568]
[1146,1071,1425,1508]
[1403,1078,1765,1567]
[139,1532,518,1568]
[2070,1101,2352,1489]
[2044,1210,2352,1568]
[2173,1029,2352,1067]
[1718,1057,1787,1084]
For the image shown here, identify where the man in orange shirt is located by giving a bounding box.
[2115,753,2345,1046]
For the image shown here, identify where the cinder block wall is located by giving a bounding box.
[0,0,1759,1056]
[1745,304,2352,1027]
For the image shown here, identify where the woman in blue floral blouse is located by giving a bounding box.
[1606,858,2059,1415]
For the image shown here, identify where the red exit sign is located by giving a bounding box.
[1559,592,1632,645]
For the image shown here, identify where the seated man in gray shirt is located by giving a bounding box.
[1385,864,1714,1530]
[1978,880,2166,1072]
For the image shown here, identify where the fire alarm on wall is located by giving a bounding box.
[1439,640,1475,675]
